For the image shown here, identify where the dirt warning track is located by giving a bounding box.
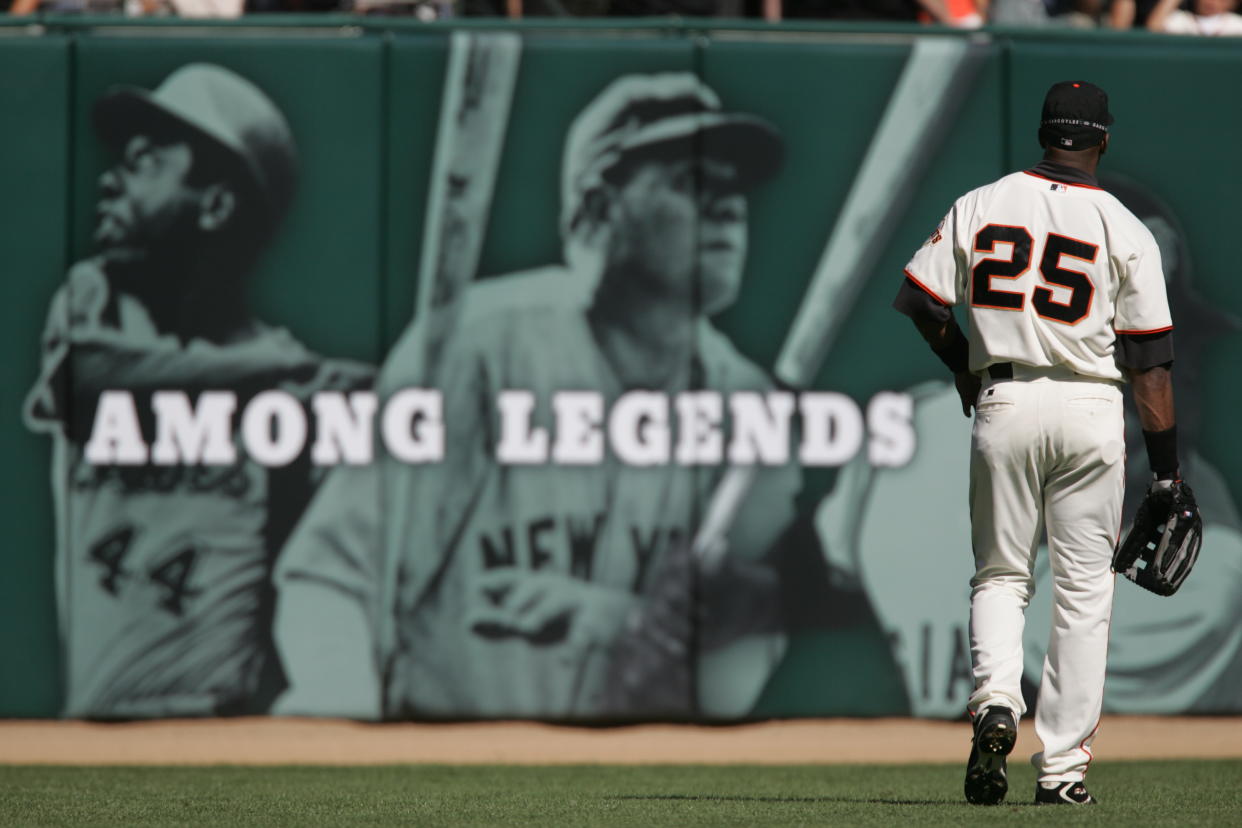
[2,716,1240,765]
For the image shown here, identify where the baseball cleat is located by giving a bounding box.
[964,705,1017,805]
[1035,780,1097,805]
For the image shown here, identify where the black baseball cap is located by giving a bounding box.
[1038,81,1113,150]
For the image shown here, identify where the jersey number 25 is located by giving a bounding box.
[971,225,1097,325]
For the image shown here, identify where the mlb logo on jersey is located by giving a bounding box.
[1049,182,1067,193]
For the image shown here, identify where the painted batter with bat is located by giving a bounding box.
[23,64,373,718]
[272,71,808,719]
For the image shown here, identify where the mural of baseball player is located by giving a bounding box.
[814,378,974,719]
[23,63,372,718]
[272,72,818,721]
[815,174,1242,719]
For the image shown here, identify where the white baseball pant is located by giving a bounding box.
[966,364,1125,782]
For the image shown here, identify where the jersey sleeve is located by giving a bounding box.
[270,324,441,719]
[902,202,967,308]
[270,324,431,718]
[23,283,72,431]
[71,326,325,396]
[1114,230,1173,336]
[272,317,495,718]
[271,458,386,718]
[23,260,119,430]
[892,277,951,326]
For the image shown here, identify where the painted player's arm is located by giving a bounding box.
[277,321,497,719]
[465,444,638,654]
[70,330,328,395]
[467,571,639,653]
[813,450,874,584]
[603,463,801,718]
[691,459,804,717]
[271,460,385,719]
[699,460,804,647]
[268,343,420,720]
[813,378,952,588]
[23,260,116,431]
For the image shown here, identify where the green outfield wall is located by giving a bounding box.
[2,19,1239,720]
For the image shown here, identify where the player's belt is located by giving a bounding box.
[985,362,1108,383]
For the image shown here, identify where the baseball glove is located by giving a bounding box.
[599,542,696,717]
[598,540,791,717]
[1112,478,1203,596]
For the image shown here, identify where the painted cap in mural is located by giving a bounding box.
[561,72,783,233]
[93,63,298,223]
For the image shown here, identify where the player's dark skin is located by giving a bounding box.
[68,132,324,398]
[911,133,1176,435]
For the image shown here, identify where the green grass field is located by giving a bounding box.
[2,760,1238,826]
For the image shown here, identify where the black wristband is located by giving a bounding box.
[1142,426,1180,479]
[931,327,970,375]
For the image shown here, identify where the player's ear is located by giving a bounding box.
[198,183,237,233]
[1099,134,1109,157]
[570,186,619,251]
[579,186,613,229]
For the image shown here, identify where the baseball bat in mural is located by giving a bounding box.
[693,36,989,572]
[377,31,523,660]
[413,31,523,373]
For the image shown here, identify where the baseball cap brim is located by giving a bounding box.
[604,111,785,192]
[1038,123,1108,151]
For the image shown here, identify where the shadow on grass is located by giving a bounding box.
[611,794,960,806]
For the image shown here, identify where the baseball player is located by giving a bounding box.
[895,81,1183,805]
[23,63,371,717]
[816,181,1241,721]
[272,72,806,720]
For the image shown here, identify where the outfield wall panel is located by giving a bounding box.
[1,22,1238,721]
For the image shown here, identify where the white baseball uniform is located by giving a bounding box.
[900,161,1172,782]
[25,263,371,717]
[273,268,799,720]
